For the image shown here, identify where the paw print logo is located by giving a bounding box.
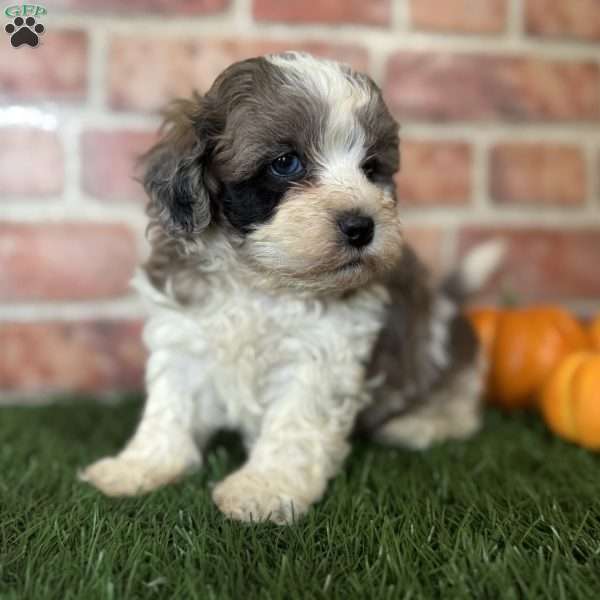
[5,16,44,48]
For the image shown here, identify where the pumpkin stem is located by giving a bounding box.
[499,286,520,308]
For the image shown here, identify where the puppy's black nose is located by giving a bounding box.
[337,214,374,248]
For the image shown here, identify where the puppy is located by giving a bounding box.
[81,52,502,524]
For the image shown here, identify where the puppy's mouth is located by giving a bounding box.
[335,258,363,272]
[331,252,381,275]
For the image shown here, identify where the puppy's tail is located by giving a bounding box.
[440,239,506,304]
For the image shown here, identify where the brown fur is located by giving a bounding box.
[355,247,479,435]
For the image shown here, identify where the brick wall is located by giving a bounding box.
[1,0,599,399]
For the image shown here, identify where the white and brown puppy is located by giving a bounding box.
[80,52,502,524]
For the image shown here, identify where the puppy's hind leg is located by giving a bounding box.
[362,239,503,451]
[80,352,205,497]
[372,359,484,450]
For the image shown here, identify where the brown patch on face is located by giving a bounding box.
[355,75,400,188]
[209,57,328,183]
[242,181,403,292]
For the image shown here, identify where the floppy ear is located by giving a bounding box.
[142,95,213,236]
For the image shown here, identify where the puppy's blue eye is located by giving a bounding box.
[270,153,304,177]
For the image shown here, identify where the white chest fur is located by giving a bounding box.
[133,267,388,442]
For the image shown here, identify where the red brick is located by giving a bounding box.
[598,149,600,200]
[81,130,157,202]
[53,0,229,14]
[0,321,145,394]
[0,128,63,197]
[458,228,600,300]
[397,140,471,205]
[403,227,444,273]
[0,224,138,301]
[410,0,507,33]
[526,0,600,41]
[253,0,390,25]
[490,143,586,206]
[384,52,600,122]
[108,38,369,112]
[0,30,86,102]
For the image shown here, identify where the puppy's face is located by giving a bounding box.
[144,52,402,293]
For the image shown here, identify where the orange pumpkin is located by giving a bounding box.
[589,314,600,351]
[468,306,589,409]
[540,352,600,450]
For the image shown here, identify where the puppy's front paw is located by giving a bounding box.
[79,455,198,497]
[212,470,308,525]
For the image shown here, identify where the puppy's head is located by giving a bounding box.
[143,52,402,293]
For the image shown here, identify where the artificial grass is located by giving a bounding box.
[1,398,600,600]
